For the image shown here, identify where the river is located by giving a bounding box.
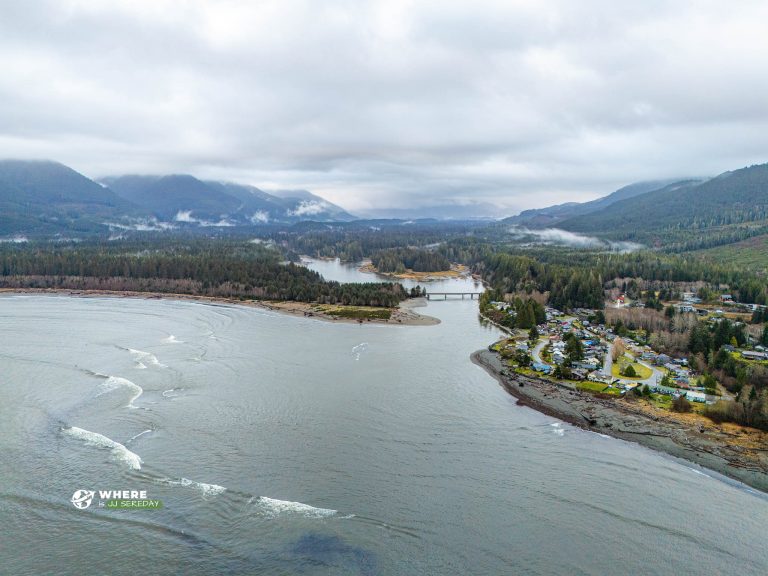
[0,258,766,575]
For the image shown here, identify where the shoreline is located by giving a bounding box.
[357,261,470,281]
[472,348,768,494]
[0,288,440,327]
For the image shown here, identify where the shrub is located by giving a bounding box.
[671,395,692,413]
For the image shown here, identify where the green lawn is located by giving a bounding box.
[577,381,608,393]
[612,361,653,380]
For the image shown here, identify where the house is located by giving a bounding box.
[684,391,708,403]
[571,368,589,381]
[742,351,768,361]
[677,304,695,313]
[532,362,551,374]
[572,357,601,371]
[655,354,671,366]
[720,294,733,302]
[682,292,696,302]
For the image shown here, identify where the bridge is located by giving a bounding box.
[425,292,482,300]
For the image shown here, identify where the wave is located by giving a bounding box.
[63,426,142,470]
[96,376,143,409]
[251,496,337,519]
[128,348,166,368]
[159,477,226,498]
[550,422,565,437]
[352,342,368,361]
[162,335,182,344]
[162,387,183,398]
[127,429,152,444]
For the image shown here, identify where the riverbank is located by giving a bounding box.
[472,348,768,493]
[0,288,440,326]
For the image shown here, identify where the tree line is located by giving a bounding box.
[0,239,408,307]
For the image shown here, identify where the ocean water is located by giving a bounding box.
[0,261,766,575]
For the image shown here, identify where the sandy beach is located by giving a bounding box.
[0,288,440,326]
[472,348,768,493]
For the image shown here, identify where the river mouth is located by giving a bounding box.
[2,263,767,575]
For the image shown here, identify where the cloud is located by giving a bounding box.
[508,227,643,252]
[288,200,330,217]
[250,211,270,223]
[0,1,767,216]
[173,210,234,227]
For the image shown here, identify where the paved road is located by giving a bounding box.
[531,339,550,367]
[603,342,614,377]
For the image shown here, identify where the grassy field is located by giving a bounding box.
[316,305,392,320]
[577,381,607,393]
[612,361,653,380]
[577,381,622,396]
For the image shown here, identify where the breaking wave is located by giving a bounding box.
[128,348,166,368]
[161,335,182,344]
[251,496,337,519]
[96,376,144,409]
[63,426,143,470]
[159,477,226,498]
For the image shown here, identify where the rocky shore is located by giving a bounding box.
[472,348,768,493]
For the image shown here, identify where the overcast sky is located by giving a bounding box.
[1,0,767,216]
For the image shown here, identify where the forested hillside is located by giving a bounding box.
[504,179,686,228]
[0,160,140,234]
[558,164,768,246]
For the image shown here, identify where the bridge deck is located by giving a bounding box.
[425,292,482,300]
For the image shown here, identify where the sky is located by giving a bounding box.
[1,0,767,217]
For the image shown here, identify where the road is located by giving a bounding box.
[531,339,549,367]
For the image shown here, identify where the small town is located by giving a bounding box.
[484,288,768,416]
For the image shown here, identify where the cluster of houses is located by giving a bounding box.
[528,308,610,381]
[491,296,766,406]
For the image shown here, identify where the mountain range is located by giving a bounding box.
[503,179,691,228]
[2,159,768,254]
[503,162,768,250]
[0,160,355,236]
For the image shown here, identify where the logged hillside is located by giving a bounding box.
[558,164,768,248]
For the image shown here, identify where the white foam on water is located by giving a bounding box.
[159,477,226,497]
[63,426,142,470]
[127,429,152,444]
[128,348,166,368]
[253,496,337,519]
[550,422,565,436]
[135,362,147,370]
[352,342,368,361]
[162,335,183,344]
[162,388,183,398]
[96,376,144,409]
